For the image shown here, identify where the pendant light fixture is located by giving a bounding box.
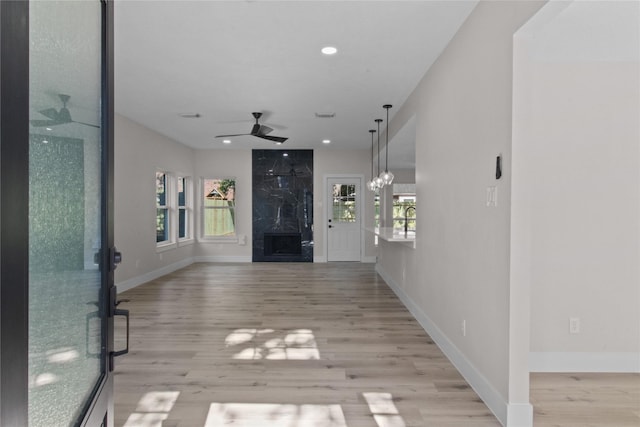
[373,119,384,189]
[379,104,394,185]
[367,129,377,191]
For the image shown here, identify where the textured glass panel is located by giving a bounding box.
[332,184,356,223]
[28,1,103,426]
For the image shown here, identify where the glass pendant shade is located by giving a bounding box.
[373,176,384,189]
[367,180,377,191]
[380,170,394,185]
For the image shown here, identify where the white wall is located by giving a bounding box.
[114,114,196,290]
[375,2,545,426]
[513,0,640,372]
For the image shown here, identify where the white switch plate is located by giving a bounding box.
[569,317,580,334]
[486,186,498,207]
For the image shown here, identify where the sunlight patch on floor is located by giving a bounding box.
[364,392,406,427]
[204,403,347,427]
[226,328,320,360]
[123,391,180,427]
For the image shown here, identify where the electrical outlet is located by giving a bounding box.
[462,319,466,337]
[569,317,580,334]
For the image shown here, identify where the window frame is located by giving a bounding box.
[199,177,238,243]
[156,170,176,251]
[177,175,194,245]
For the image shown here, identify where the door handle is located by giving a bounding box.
[109,286,130,371]
[111,305,129,358]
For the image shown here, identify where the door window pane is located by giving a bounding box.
[28,1,103,426]
[332,184,356,223]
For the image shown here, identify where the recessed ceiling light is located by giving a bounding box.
[283,153,289,157]
[222,140,231,144]
[321,46,337,55]
[275,142,283,145]
[322,139,331,144]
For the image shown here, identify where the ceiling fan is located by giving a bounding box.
[215,112,287,143]
[30,94,99,129]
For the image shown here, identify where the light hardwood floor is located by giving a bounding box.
[114,263,639,427]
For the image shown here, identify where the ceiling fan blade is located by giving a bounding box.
[258,135,288,143]
[72,120,100,129]
[256,125,273,136]
[214,133,251,138]
[38,108,60,121]
[249,123,261,135]
[30,119,60,127]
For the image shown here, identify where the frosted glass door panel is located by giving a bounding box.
[28,1,104,426]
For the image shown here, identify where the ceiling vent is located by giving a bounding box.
[314,112,335,118]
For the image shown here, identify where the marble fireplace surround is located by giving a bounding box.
[252,149,313,262]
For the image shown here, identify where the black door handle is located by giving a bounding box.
[109,286,130,371]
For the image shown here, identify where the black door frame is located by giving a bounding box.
[0,1,116,425]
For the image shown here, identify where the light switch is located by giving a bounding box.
[486,186,498,207]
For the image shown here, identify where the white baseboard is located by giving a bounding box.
[193,256,252,263]
[116,257,195,293]
[376,264,518,427]
[530,352,640,373]
[313,256,376,263]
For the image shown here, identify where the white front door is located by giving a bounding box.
[327,177,361,261]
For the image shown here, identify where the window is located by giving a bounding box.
[202,178,236,238]
[177,176,191,240]
[393,183,416,231]
[156,171,170,243]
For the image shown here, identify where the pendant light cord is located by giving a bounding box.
[383,104,392,172]
[375,119,382,176]
[369,130,375,181]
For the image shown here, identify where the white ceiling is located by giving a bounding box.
[114,1,477,167]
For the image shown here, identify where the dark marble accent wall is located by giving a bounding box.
[252,150,313,262]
